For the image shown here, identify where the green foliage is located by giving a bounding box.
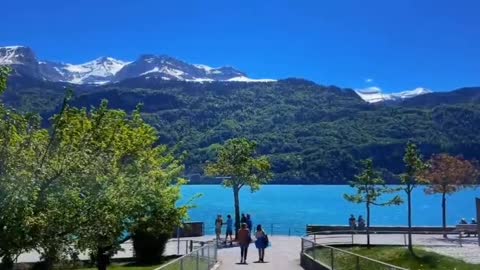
[205,138,272,233]
[205,138,272,191]
[0,66,11,94]
[0,70,187,269]
[344,159,402,206]
[3,77,480,184]
[313,246,480,270]
[401,141,426,254]
[344,159,402,247]
[402,142,426,191]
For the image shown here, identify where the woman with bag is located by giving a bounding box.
[255,224,268,262]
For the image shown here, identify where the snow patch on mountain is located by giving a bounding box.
[355,86,432,103]
[227,76,276,82]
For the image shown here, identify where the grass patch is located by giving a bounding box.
[77,264,161,270]
[310,246,480,270]
[76,255,212,270]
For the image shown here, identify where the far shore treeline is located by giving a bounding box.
[3,74,480,184]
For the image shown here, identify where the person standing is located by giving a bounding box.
[255,224,268,262]
[225,215,234,246]
[238,223,251,264]
[358,215,365,230]
[215,215,223,242]
[241,213,247,224]
[246,214,253,233]
[349,214,357,230]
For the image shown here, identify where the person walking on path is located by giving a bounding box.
[225,215,234,246]
[255,224,268,263]
[246,214,253,233]
[237,223,251,264]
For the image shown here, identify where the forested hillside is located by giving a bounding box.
[3,75,480,184]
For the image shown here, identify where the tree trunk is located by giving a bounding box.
[366,202,371,248]
[407,186,414,255]
[96,247,109,270]
[442,191,447,238]
[0,254,14,270]
[233,186,241,240]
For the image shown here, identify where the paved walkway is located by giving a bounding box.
[216,236,302,270]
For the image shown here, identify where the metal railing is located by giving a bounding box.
[156,242,217,270]
[205,223,306,236]
[301,237,407,270]
[307,229,470,247]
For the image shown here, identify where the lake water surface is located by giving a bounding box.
[179,185,479,235]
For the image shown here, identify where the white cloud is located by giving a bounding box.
[365,78,374,83]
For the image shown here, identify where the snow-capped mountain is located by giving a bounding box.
[0,46,273,84]
[355,87,432,103]
[39,57,129,84]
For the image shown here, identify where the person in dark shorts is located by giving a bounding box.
[225,214,233,246]
[238,223,251,264]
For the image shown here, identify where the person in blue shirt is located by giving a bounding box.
[225,215,233,246]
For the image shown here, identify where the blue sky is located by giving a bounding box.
[2,0,479,92]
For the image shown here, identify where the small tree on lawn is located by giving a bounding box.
[205,138,272,237]
[420,154,477,238]
[344,159,403,248]
[401,142,426,255]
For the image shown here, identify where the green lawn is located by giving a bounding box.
[310,246,480,270]
[77,256,212,270]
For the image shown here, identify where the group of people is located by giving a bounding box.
[348,214,366,230]
[214,213,269,264]
[459,217,477,237]
[459,217,477,225]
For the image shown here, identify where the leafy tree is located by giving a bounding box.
[51,102,187,270]
[344,159,402,248]
[0,66,45,268]
[420,154,478,237]
[401,142,426,254]
[205,138,272,236]
[1,67,187,270]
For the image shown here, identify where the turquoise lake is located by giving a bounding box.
[179,185,479,235]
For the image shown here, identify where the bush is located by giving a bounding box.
[132,231,170,264]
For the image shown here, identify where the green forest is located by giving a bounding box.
[3,76,480,184]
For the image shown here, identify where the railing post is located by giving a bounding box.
[185,240,188,254]
[177,227,181,255]
[206,246,210,269]
[330,248,334,269]
[459,232,463,247]
[314,234,317,243]
[403,234,407,246]
[351,233,354,245]
[196,250,200,270]
[190,240,193,252]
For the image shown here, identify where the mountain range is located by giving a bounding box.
[0,46,274,85]
[1,45,480,184]
[1,46,431,103]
